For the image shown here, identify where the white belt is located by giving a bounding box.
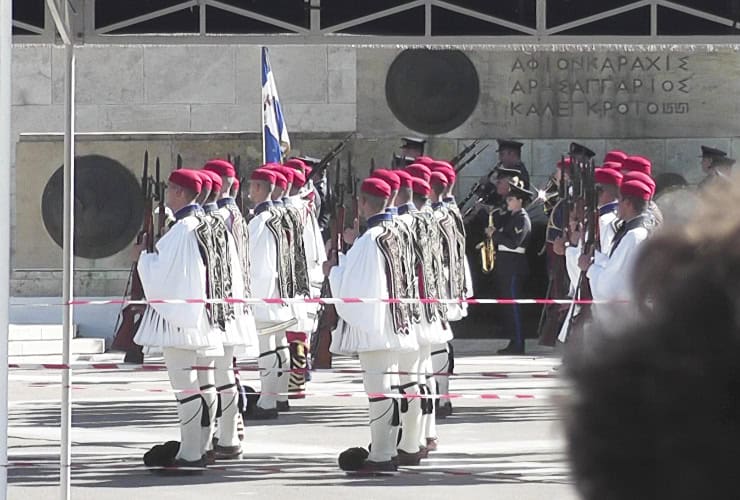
[497,245,526,254]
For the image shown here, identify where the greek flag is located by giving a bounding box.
[262,47,290,164]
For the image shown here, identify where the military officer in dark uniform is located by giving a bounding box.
[496,139,530,188]
[569,142,597,163]
[698,146,734,191]
[393,137,426,168]
[486,176,533,355]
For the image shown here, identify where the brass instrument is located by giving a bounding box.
[476,209,496,274]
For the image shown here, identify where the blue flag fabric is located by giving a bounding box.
[262,47,290,164]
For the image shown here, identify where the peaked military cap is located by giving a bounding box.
[700,145,727,159]
[569,142,596,159]
[496,139,524,152]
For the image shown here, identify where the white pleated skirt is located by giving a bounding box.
[134,306,224,357]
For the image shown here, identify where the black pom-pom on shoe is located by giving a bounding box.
[338,447,369,471]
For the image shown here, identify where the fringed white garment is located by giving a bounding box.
[248,209,294,327]
[587,225,649,330]
[134,216,223,356]
[224,229,258,348]
[329,226,417,355]
[287,195,326,333]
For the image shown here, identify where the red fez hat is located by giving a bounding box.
[201,169,223,191]
[406,164,432,183]
[272,170,288,190]
[196,170,213,191]
[594,167,623,187]
[204,159,236,178]
[604,150,628,165]
[601,161,623,171]
[395,169,413,189]
[170,169,202,193]
[361,177,391,198]
[415,156,435,166]
[430,171,449,187]
[432,165,456,183]
[285,158,307,173]
[430,160,453,170]
[250,168,277,184]
[622,171,656,196]
[411,177,431,196]
[620,180,652,200]
[371,169,401,191]
[622,156,652,175]
[292,169,306,189]
[275,165,294,185]
[557,157,572,170]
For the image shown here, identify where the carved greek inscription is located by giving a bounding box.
[509,54,692,119]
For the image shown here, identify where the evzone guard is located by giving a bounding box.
[134,167,254,474]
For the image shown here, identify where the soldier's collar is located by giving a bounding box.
[443,196,455,204]
[397,203,417,216]
[367,212,393,228]
[272,199,284,206]
[385,206,399,216]
[203,203,219,213]
[174,204,200,221]
[598,201,618,216]
[254,200,273,215]
[216,197,236,208]
[431,201,445,210]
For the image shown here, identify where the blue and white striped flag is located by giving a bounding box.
[262,47,290,164]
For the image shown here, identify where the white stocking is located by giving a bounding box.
[396,349,422,454]
[257,333,278,410]
[164,348,203,462]
[359,350,398,463]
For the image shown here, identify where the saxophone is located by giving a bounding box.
[476,209,496,274]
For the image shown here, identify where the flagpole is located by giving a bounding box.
[261,46,266,164]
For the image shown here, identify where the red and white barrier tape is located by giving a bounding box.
[23,383,553,400]
[8,362,558,379]
[10,296,617,307]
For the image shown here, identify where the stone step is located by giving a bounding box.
[9,324,72,342]
[9,338,106,357]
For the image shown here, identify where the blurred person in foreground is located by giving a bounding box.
[564,180,740,500]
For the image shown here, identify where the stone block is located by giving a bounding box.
[190,104,260,132]
[98,105,191,132]
[606,139,666,175]
[531,139,606,178]
[665,138,728,185]
[13,46,52,105]
[328,46,356,104]
[52,46,144,105]
[281,103,355,133]
[268,46,328,104]
[144,46,235,104]
[356,48,405,137]
[235,46,262,105]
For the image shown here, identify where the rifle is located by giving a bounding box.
[155,157,165,239]
[347,152,358,225]
[369,157,376,175]
[312,158,344,369]
[234,154,246,213]
[176,153,183,170]
[306,132,355,184]
[565,159,597,344]
[454,143,490,174]
[450,139,480,167]
[112,151,154,363]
